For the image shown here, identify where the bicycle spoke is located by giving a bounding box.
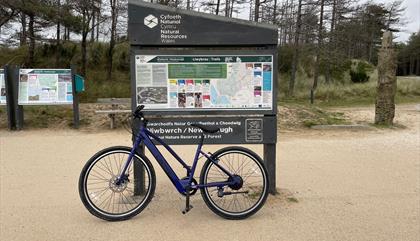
[85,151,152,215]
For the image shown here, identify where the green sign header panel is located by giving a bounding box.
[135,55,274,111]
[0,69,5,105]
[18,69,73,105]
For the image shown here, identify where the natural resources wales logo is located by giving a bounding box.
[144,14,158,29]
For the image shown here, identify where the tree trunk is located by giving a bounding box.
[368,31,374,63]
[289,0,302,97]
[55,0,61,67]
[281,0,289,45]
[272,0,277,24]
[91,10,96,42]
[81,11,88,77]
[225,0,230,17]
[20,13,27,46]
[249,0,253,21]
[310,0,325,104]
[230,0,234,17]
[96,2,100,42]
[28,14,35,66]
[375,31,397,125]
[325,0,336,83]
[56,22,60,66]
[108,0,118,80]
[216,0,221,15]
[288,0,295,44]
[82,33,87,77]
[254,0,260,22]
[409,56,415,75]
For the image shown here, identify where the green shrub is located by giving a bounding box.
[278,45,294,73]
[350,61,373,83]
[350,70,369,83]
[88,42,105,67]
[113,42,129,71]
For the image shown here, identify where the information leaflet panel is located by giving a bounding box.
[134,116,276,145]
[135,55,273,111]
[0,69,5,105]
[18,69,73,105]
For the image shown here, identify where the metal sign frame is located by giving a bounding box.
[128,0,278,194]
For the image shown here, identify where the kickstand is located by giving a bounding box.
[182,186,193,214]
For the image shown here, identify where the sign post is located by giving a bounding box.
[128,0,278,194]
[71,66,80,129]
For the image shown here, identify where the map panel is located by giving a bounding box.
[18,69,73,105]
[135,55,273,110]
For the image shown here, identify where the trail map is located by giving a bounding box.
[135,55,273,110]
[18,69,73,105]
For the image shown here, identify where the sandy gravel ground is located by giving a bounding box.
[1,104,419,241]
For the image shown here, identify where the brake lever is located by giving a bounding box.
[133,105,145,118]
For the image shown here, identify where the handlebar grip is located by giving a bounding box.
[134,105,145,117]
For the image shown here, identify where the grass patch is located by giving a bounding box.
[23,106,73,128]
[279,74,420,107]
[278,103,348,129]
[296,105,348,127]
[370,122,407,129]
[287,197,299,203]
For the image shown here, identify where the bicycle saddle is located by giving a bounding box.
[190,123,220,134]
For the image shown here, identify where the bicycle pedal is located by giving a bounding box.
[181,205,193,214]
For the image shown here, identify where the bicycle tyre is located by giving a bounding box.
[78,146,156,221]
[200,146,269,220]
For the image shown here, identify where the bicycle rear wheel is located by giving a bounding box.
[78,146,155,221]
[200,146,269,219]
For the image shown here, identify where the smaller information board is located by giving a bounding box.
[18,69,73,105]
[0,69,5,105]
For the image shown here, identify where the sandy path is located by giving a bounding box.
[0,105,419,241]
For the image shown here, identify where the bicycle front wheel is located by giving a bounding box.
[200,146,269,219]
[78,146,155,221]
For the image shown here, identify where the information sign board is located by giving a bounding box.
[0,69,5,105]
[135,55,273,111]
[129,0,279,193]
[145,116,276,145]
[18,69,73,105]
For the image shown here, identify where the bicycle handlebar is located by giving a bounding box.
[133,105,145,119]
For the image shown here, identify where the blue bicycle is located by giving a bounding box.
[79,105,269,220]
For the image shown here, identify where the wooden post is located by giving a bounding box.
[71,66,80,129]
[4,65,17,130]
[375,31,397,125]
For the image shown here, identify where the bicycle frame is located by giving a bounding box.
[119,124,235,194]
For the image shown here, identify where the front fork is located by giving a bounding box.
[115,133,143,186]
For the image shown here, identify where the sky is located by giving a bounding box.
[372,0,420,42]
